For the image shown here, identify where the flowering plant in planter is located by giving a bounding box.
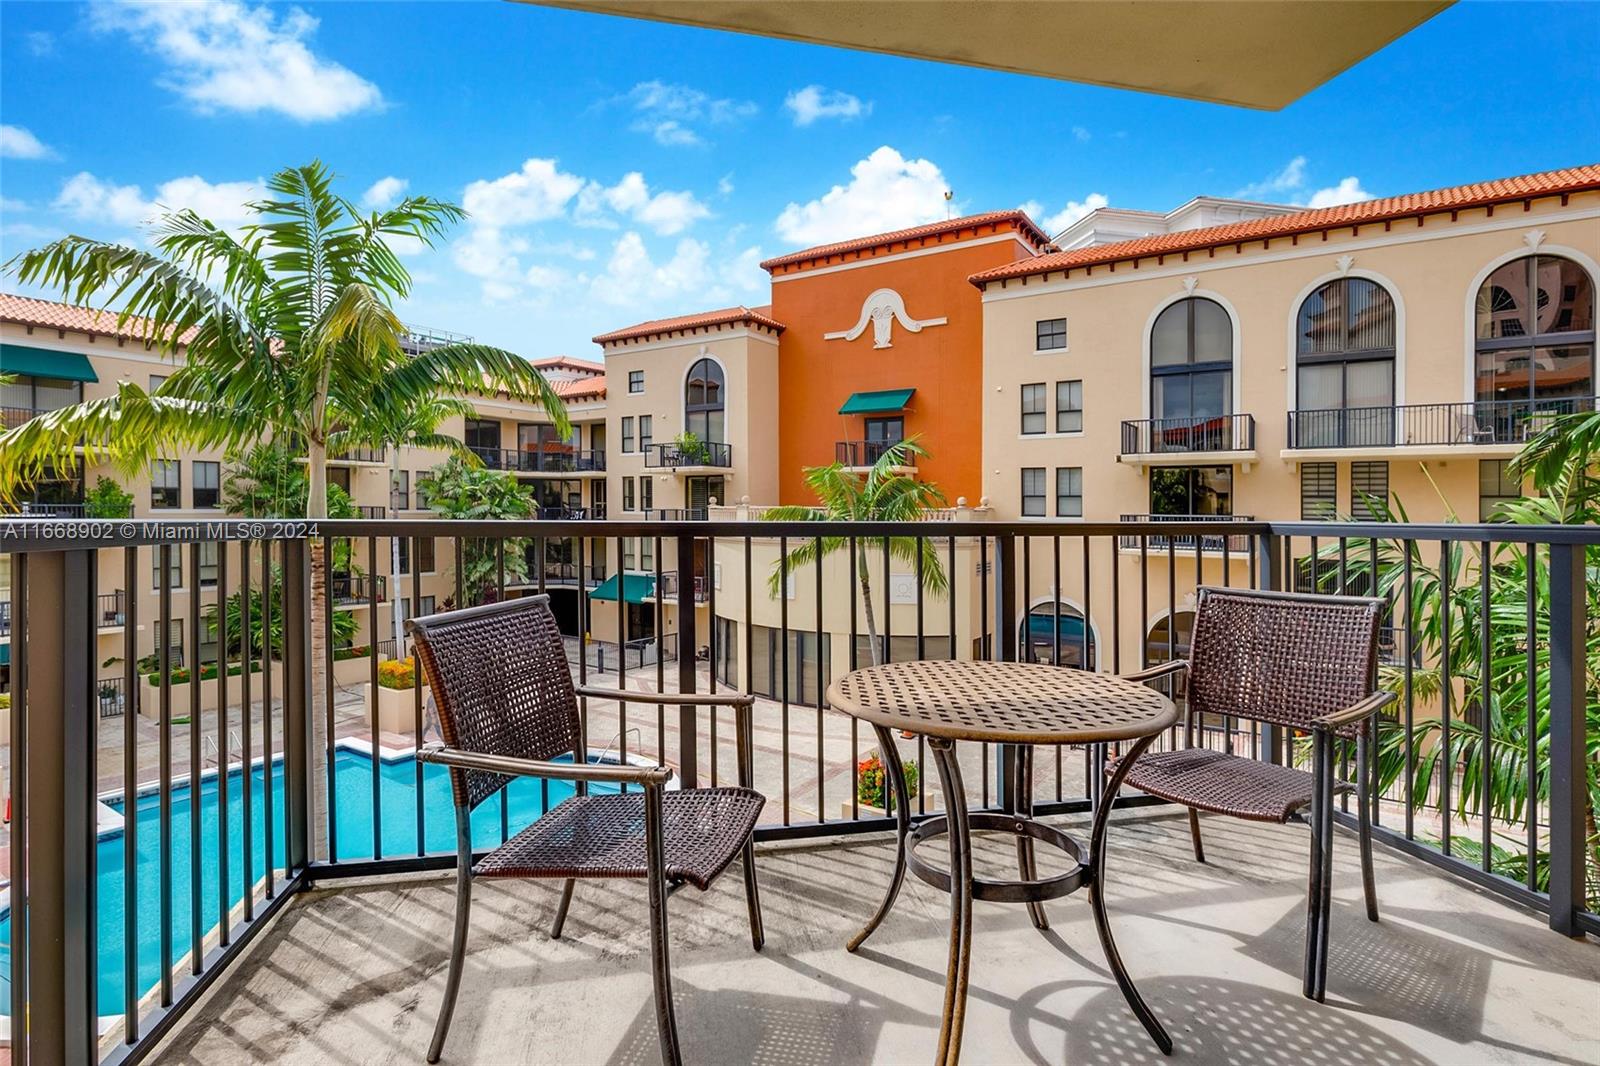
[857,751,919,810]
[377,657,420,690]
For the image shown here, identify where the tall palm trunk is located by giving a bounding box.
[858,552,882,667]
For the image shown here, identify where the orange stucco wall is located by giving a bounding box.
[770,225,1040,505]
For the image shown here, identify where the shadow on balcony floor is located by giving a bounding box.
[155,810,1600,1065]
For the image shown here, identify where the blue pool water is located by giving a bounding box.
[0,748,599,1017]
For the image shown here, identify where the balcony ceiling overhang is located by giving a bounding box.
[523,0,1451,109]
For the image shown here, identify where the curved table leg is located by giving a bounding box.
[1011,745,1049,931]
[931,739,973,1066]
[848,725,915,952]
[1088,732,1172,1056]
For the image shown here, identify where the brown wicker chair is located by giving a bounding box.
[407,595,765,1066]
[1106,586,1394,1002]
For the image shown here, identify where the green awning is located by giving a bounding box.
[588,573,657,604]
[839,388,914,415]
[0,344,99,384]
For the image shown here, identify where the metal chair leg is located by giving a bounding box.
[643,783,682,1066]
[848,725,912,952]
[741,840,765,951]
[1356,732,1379,923]
[1315,741,1336,1001]
[428,806,475,1064]
[1088,733,1172,1055]
[550,878,576,939]
[1187,808,1206,863]
[1303,732,1326,1001]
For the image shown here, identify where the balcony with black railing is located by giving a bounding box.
[642,440,733,470]
[468,445,606,474]
[2,501,86,518]
[1120,413,1257,460]
[330,572,386,605]
[1117,513,1257,553]
[836,439,916,468]
[656,569,708,603]
[328,444,387,464]
[1286,395,1600,451]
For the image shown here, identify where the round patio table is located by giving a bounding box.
[827,659,1180,1065]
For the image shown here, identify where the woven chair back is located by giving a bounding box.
[1188,587,1383,737]
[407,595,581,810]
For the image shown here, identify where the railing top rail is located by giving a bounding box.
[4,515,1600,548]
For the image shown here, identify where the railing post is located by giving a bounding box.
[994,532,1017,808]
[1547,542,1587,938]
[675,530,699,788]
[282,536,314,873]
[1256,531,1285,765]
[21,547,99,1064]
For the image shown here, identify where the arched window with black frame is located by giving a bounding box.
[684,358,726,444]
[1474,255,1595,440]
[1020,601,1096,669]
[1149,297,1234,452]
[1293,277,1397,448]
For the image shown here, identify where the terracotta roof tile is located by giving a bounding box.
[533,355,605,373]
[552,375,607,400]
[0,291,197,345]
[593,305,786,346]
[969,165,1600,286]
[760,210,1053,272]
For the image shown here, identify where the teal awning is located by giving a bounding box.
[588,573,657,604]
[839,388,914,415]
[0,344,99,383]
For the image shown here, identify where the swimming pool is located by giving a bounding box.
[0,746,606,1018]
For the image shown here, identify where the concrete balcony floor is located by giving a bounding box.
[156,809,1599,1065]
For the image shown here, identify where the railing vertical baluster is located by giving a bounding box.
[159,544,175,1000]
[189,542,204,972]
[1524,543,1538,891]
[9,554,27,1063]
[415,535,428,855]
[1479,540,1493,872]
[849,536,859,821]
[994,533,1017,812]
[241,540,254,920]
[1547,542,1586,938]
[654,534,665,770]
[261,541,275,899]
[368,534,382,860]
[217,540,231,944]
[1256,533,1282,765]
[322,539,339,864]
[818,534,827,823]
[708,533,719,788]
[617,533,628,793]
[675,531,698,789]
[498,539,509,841]
[122,544,140,1042]
[779,536,790,824]
[1440,539,1453,856]
[1403,542,1416,840]
[282,537,312,876]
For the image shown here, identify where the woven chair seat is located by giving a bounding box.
[1110,747,1352,823]
[474,787,765,890]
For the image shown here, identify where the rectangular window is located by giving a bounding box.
[1020,383,1047,434]
[640,537,654,572]
[151,459,180,509]
[621,416,634,453]
[1055,467,1083,517]
[398,536,436,574]
[1055,380,1083,433]
[199,541,219,588]
[1036,318,1067,351]
[622,477,635,512]
[415,473,432,511]
[628,369,644,393]
[1149,466,1234,516]
[149,374,168,393]
[1021,467,1046,516]
[193,461,220,509]
[1351,461,1389,520]
[1479,459,1522,522]
[151,545,183,590]
[639,415,653,451]
[1300,462,1337,520]
[392,469,410,512]
[640,475,653,511]
[622,538,635,571]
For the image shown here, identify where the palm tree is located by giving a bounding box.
[764,438,948,669]
[1,160,568,854]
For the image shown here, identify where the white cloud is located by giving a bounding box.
[717,175,735,197]
[362,176,408,209]
[774,146,950,246]
[575,172,710,236]
[1235,156,1371,209]
[784,85,870,126]
[90,0,383,122]
[588,230,761,307]
[462,158,584,229]
[621,80,756,146]
[1071,126,1091,143]
[25,32,55,56]
[54,171,263,230]
[1306,177,1373,208]
[0,125,57,160]
[1021,193,1109,236]
[0,197,27,213]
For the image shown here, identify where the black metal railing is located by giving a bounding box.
[98,589,127,627]
[536,506,589,520]
[643,508,708,521]
[357,505,386,519]
[0,514,1594,1061]
[3,501,86,518]
[330,444,387,464]
[1117,513,1256,552]
[1,405,54,430]
[1287,395,1600,450]
[330,573,386,605]
[468,445,606,474]
[643,441,733,469]
[836,440,915,467]
[1120,413,1256,456]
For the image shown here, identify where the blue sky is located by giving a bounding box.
[2,0,1597,360]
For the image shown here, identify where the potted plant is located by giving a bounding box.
[366,656,431,734]
[83,476,134,519]
[844,750,922,819]
[673,430,711,466]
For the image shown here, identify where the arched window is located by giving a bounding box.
[684,358,726,443]
[1474,256,1595,429]
[1294,277,1398,447]
[1146,612,1195,703]
[1021,602,1095,669]
[1150,297,1233,448]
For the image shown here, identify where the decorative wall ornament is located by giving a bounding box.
[1523,229,1547,251]
[1181,275,1199,295]
[823,288,948,349]
[1336,254,1355,275]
